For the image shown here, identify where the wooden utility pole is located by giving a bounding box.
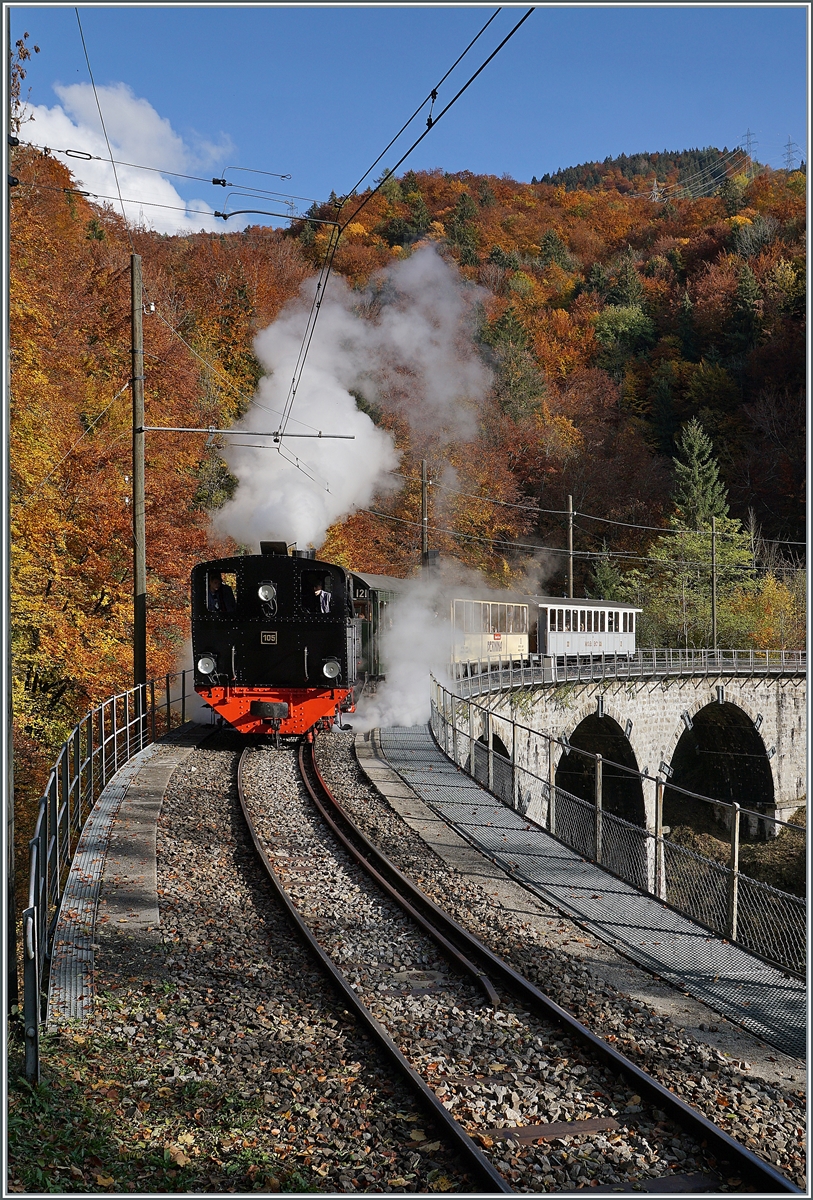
[6,1,18,1008]
[421,459,429,571]
[131,255,147,687]
[711,515,717,652]
[567,494,574,598]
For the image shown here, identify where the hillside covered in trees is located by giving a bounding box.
[9,137,806,840]
[535,146,754,196]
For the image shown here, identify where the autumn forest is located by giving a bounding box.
[9,122,806,840]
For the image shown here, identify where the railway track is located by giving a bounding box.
[238,734,801,1194]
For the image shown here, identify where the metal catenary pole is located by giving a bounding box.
[131,254,147,689]
[711,515,717,652]
[567,494,574,599]
[421,459,429,571]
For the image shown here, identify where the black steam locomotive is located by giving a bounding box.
[191,543,398,736]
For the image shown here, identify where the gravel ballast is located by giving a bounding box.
[239,742,774,1192]
[93,730,477,1193]
[315,728,807,1192]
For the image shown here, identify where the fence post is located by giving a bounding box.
[87,711,94,815]
[594,754,603,863]
[72,728,81,841]
[655,777,664,899]
[125,689,131,763]
[112,696,119,774]
[468,698,474,770]
[22,906,40,1085]
[487,709,494,793]
[548,736,556,834]
[451,694,458,766]
[728,803,740,941]
[181,671,187,725]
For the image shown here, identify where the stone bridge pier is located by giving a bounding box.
[479,671,805,834]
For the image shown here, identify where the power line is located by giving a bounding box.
[275,8,534,444]
[18,140,317,210]
[343,7,503,200]
[74,8,135,254]
[361,507,802,574]
[388,470,804,548]
[13,380,131,506]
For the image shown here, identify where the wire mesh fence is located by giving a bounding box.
[430,676,806,978]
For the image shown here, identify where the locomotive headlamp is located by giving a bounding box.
[258,582,277,603]
[197,654,216,675]
[322,659,341,680]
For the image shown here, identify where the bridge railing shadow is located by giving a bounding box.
[431,675,806,980]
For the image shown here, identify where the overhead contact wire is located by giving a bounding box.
[74,8,135,254]
[277,8,534,444]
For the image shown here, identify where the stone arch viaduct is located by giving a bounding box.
[463,659,805,833]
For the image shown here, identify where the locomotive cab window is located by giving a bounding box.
[302,569,338,615]
[206,570,237,614]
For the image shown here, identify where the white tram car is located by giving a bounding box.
[537,598,641,658]
[451,596,641,666]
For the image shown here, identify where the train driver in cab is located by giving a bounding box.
[207,570,236,613]
[312,579,332,613]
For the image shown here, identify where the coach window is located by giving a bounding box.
[496,604,507,633]
[598,610,605,632]
[563,609,570,632]
[630,612,635,634]
[587,610,593,632]
[615,612,621,632]
[579,610,585,631]
[519,606,528,633]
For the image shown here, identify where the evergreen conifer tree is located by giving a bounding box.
[672,418,729,528]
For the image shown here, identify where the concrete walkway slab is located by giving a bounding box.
[374,725,806,1061]
[47,723,210,1024]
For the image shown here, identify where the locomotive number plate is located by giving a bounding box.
[260,631,278,645]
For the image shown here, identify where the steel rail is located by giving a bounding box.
[298,741,500,1008]
[236,748,513,1195]
[310,737,802,1195]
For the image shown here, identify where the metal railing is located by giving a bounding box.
[450,648,806,694]
[431,677,806,978]
[22,671,200,1082]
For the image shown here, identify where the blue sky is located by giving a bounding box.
[10,4,809,233]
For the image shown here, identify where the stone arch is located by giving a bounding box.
[555,711,645,827]
[665,700,775,838]
[468,731,512,802]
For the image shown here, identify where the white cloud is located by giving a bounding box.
[25,82,233,234]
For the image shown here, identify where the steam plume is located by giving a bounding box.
[213,246,491,551]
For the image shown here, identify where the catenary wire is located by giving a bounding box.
[18,141,315,205]
[276,7,534,443]
[14,381,131,505]
[388,470,804,548]
[360,508,800,574]
[343,7,503,200]
[74,8,135,254]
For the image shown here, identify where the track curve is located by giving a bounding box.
[237,743,514,1194]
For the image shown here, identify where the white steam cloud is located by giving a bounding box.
[214,245,492,552]
[25,82,231,233]
[352,578,452,732]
